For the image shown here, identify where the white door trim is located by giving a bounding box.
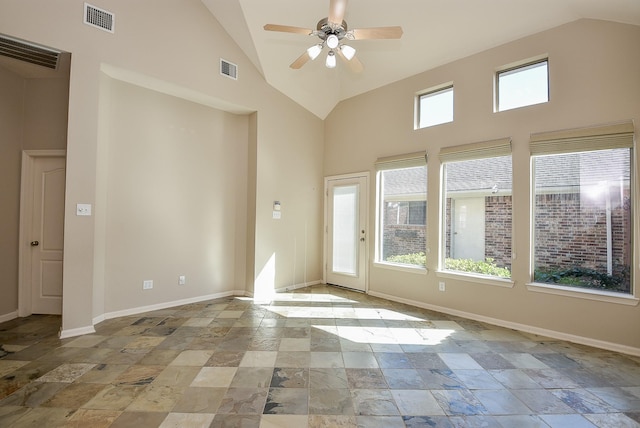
[18,149,66,317]
[323,171,370,292]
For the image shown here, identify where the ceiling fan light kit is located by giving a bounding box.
[326,34,340,49]
[340,44,356,60]
[326,50,337,68]
[307,44,323,60]
[264,0,402,72]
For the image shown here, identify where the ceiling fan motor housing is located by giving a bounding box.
[316,18,349,41]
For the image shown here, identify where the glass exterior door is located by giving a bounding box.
[326,175,367,291]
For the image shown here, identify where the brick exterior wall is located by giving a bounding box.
[484,195,512,270]
[534,191,630,279]
[382,224,426,260]
[382,201,427,261]
[382,190,630,283]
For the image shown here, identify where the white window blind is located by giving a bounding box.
[530,121,634,155]
[439,137,512,163]
[375,151,427,171]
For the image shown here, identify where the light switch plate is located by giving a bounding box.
[272,211,281,219]
[76,203,92,216]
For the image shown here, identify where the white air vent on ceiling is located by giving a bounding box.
[220,59,238,80]
[84,3,115,33]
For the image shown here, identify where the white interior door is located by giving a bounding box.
[452,197,485,261]
[26,155,66,315]
[326,175,367,292]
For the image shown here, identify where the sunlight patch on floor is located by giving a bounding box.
[313,325,455,345]
[263,305,424,322]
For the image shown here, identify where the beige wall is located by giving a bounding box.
[325,19,640,351]
[0,0,324,334]
[0,65,69,319]
[22,78,70,150]
[100,78,249,312]
[0,67,24,318]
[253,103,324,298]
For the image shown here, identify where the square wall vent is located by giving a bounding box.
[220,59,238,80]
[84,3,115,33]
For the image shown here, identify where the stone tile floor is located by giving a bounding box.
[1,284,639,427]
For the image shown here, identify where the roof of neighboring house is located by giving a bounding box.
[446,156,512,193]
[534,149,630,190]
[383,167,427,198]
[383,149,630,197]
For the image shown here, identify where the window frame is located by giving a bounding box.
[415,83,454,129]
[527,121,638,306]
[374,152,428,272]
[438,138,515,286]
[495,58,549,112]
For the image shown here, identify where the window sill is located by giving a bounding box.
[436,270,515,288]
[526,282,639,306]
[373,262,428,275]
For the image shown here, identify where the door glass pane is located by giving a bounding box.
[333,184,358,275]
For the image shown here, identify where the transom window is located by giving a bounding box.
[417,85,453,129]
[497,59,548,112]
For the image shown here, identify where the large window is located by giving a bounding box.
[440,139,512,279]
[417,85,453,129]
[375,153,427,268]
[531,123,634,295]
[497,59,548,112]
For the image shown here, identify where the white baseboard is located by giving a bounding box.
[368,290,640,357]
[275,280,322,293]
[234,289,251,297]
[59,325,96,339]
[0,311,18,324]
[237,281,321,300]
[92,282,321,323]
[96,290,239,324]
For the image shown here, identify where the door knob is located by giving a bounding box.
[30,241,39,246]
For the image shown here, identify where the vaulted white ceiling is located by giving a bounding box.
[203,0,640,119]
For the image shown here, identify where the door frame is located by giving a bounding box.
[323,172,370,292]
[18,149,66,317]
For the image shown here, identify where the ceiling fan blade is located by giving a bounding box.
[264,24,313,35]
[290,51,311,69]
[328,0,348,25]
[336,48,363,73]
[350,26,403,40]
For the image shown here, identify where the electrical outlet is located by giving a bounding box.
[179,275,186,285]
[143,280,153,290]
[438,281,445,292]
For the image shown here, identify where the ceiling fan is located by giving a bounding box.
[264,0,403,72]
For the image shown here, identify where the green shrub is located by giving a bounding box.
[445,257,511,278]
[386,252,426,267]
[386,253,511,278]
[534,265,629,292]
